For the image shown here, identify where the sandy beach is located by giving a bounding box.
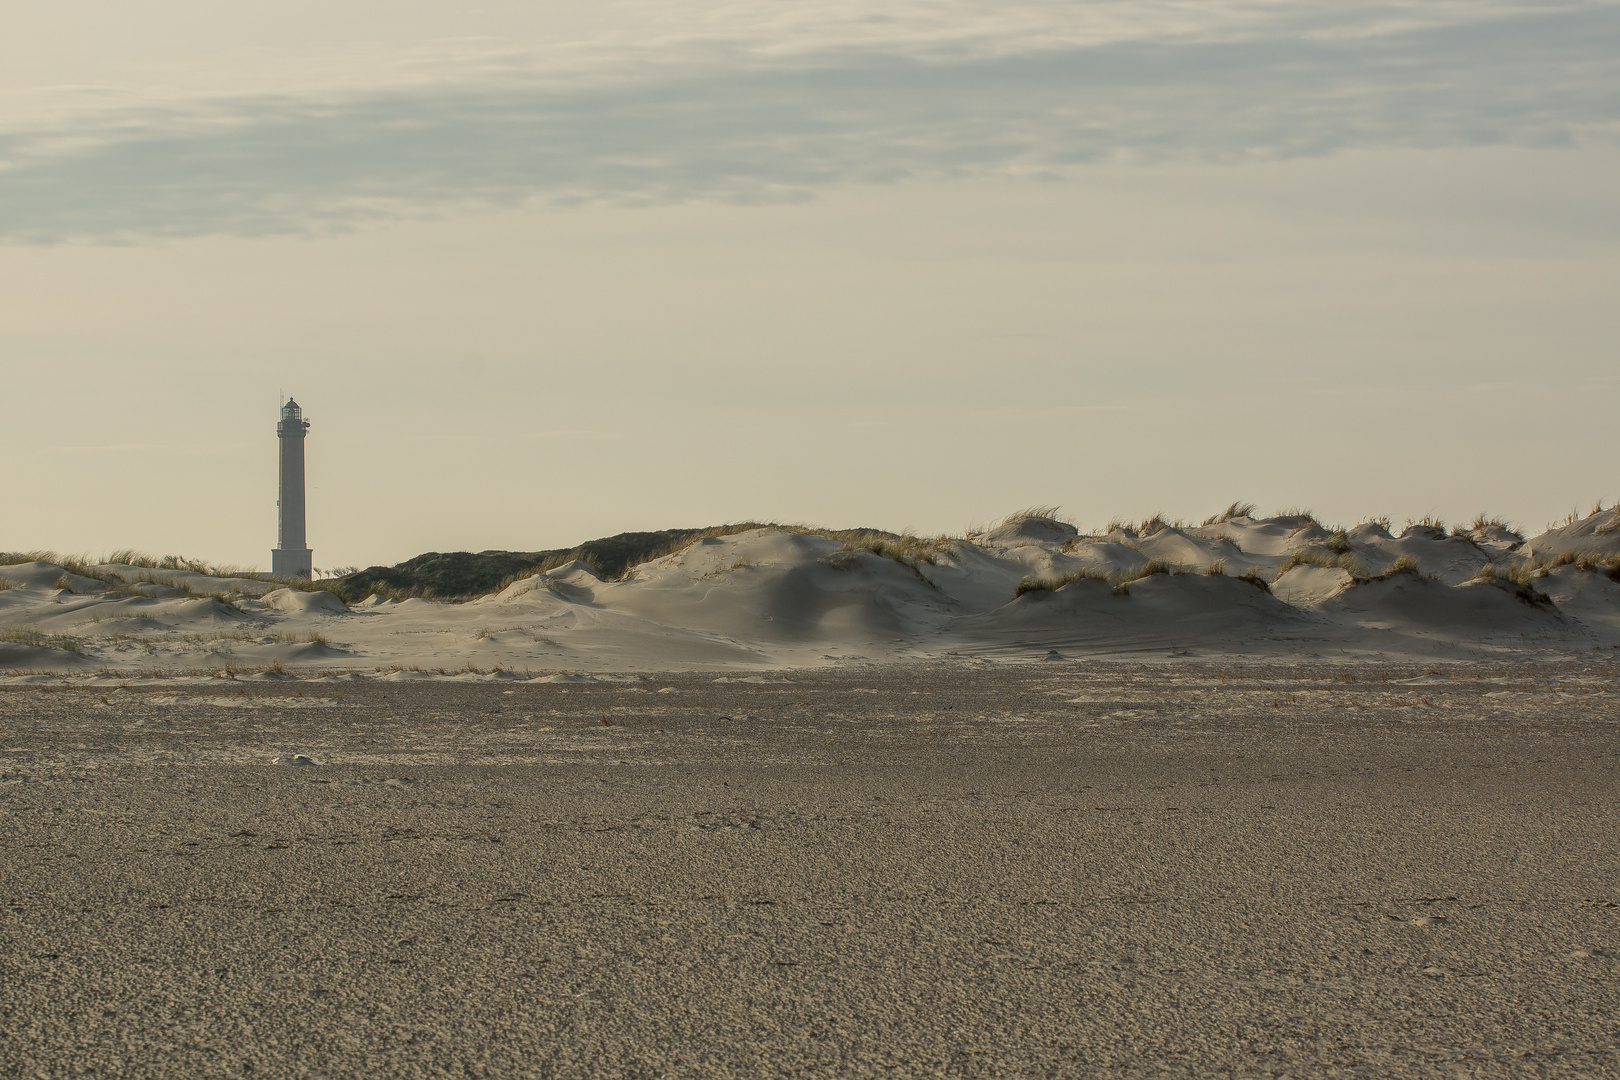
[4,662,1616,1077]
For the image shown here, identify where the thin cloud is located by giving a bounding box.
[1,4,1616,242]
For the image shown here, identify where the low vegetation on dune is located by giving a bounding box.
[1522,550,1620,582]
[1362,554,1425,582]
[5,555,355,617]
[346,523,925,602]
[1472,562,1542,588]
[92,570,254,604]
[1200,501,1257,526]
[1466,514,1524,540]
[997,506,1071,527]
[101,550,255,577]
[1016,556,1272,599]
[832,532,959,570]
[1273,507,1322,529]
[1276,547,1362,578]
[1204,560,1272,591]
[10,499,1615,611]
[1105,515,1171,538]
[0,626,87,654]
[1014,568,1114,598]
[1,550,97,576]
[1317,529,1353,554]
[0,549,255,579]
[1470,565,1556,607]
[336,528,759,602]
[1550,501,1611,529]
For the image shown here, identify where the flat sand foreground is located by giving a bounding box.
[2,663,1617,1078]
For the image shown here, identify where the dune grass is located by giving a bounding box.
[621,523,797,574]
[1466,514,1524,540]
[1104,514,1187,539]
[1319,530,1353,554]
[0,551,97,576]
[1470,565,1556,607]
[1473,564,1541,588]
[997,506,1071,527]
[1278,544,1464,583]
[0,626,87,654]
[476,523,954,600]
[1403,515,1448,535]
[1,550,275,605]
[270,631,331,645]
[0,577,20,592]
[1200,501,1257,526]
[835,532,958,569]
[1276,547,1362,578]
[1524,550,1620,583]
[1126,559,1179,582]
[93,569,241,603]
[1273,507,1322,528]
[1,549,256,578]
[87,611,157,625]
[1235,569,1272,592]
[1136,514,1178,537]
[497,576,564,601]
[1014,568,1116,598]
[1547,503,1614,530]
[384,522,880,602]
[1201,558,1270,591]
[1014,559,1197,599]
[113,550,257,578]
[1363,554,1424,582]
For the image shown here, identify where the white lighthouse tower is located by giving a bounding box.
[272,398,313,579]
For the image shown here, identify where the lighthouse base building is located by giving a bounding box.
[271,547,313,579]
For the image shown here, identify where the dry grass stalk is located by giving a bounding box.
[1276,548,1362,577]
[1014,559,1190,599]
[1525,550,1620,583]
[1200,501,1257,526]
[837,533,958,569]
[1470,565,1555,607]
[1467,514,1523,539]
[1363,554,1424,582]
[0,626,87,654]
[998,506,1071,528]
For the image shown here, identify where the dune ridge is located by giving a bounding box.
[5,505,1620,675]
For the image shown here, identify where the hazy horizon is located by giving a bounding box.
[4,2,1618,570]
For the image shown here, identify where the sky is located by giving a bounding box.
[2,1,1618,571]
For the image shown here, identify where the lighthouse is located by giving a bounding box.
[272,398,313,579]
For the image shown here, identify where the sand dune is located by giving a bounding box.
[5,507,1620,674]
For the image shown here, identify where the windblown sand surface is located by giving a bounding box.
[3,663,1617,1077]
[5,509,1620,675]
